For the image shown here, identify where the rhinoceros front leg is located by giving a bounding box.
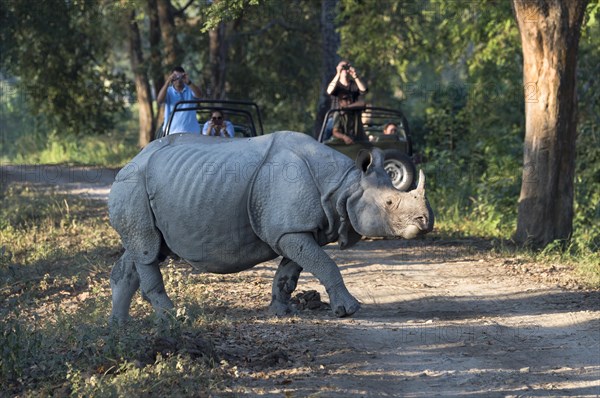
[277,233,360,317]
[270,258,303,316]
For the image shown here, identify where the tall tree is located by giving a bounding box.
[313,0,340,137]
[205,0,322,131]
[157,0,182,69]
[512,0,589,247]
[148,0,165,132]
[208,21,229,99]
[148,0,164,89]
[128,10,155,147]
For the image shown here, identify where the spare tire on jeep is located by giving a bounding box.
[383,149,415,191]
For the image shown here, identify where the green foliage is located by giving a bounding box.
[0,313,42,382]
[1,129,139,166]
[224,0,322,132]
[66,354,215,397]
[572,3,600,256]
[201,0,262,31]
[0,185,71,231]
[0,0,132,135]
[1,79,139,166]
[573,121,600,255]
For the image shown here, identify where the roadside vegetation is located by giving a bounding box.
[0,186,224,395]
[0,101,139,167]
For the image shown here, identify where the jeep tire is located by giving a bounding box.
[383,149,415,191]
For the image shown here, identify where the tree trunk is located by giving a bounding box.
[148,0,164,91]
[313,0,340,137]
[157,0,181,69]
[208,22,228,99]
[128,10,155,147]
[148,0,164,132]
[512,0,588,248]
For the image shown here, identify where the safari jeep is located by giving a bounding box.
[317,105,417,191]
[154,99,264,140]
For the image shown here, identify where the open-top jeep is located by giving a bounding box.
[154,99,264,140]
[317,105,417,191]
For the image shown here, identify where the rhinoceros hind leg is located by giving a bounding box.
[269,257,303,316]
[110,251,141,324]
[136,261,174,318]
[277,233,360,317]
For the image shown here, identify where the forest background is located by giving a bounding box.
[1,0,598,261]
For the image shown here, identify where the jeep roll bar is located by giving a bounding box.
[158,99,265,139]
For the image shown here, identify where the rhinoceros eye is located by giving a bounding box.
[386,199,393,206]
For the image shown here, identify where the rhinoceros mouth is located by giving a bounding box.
[401,224,422,239]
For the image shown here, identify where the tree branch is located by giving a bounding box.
[227,18,307,44]
[172,0,194,18]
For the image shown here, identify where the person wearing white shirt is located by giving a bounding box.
[202,110,235,138]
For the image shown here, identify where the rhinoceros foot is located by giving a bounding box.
[269,300,298,317]
[328,287,361,317]
[269,258,302,316]
[109,314,131,327]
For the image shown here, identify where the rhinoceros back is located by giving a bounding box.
[111,132,357,273]
[144,134,280,272]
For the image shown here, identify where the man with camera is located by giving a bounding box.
[326,61,368,144]
[157,66,202,135]
[326,60,368,108]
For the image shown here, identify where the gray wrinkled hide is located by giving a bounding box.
[108,131,433,321]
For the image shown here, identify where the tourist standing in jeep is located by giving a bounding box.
[326,60,368,108]
[157,66,203,135]
[326,61,369,144]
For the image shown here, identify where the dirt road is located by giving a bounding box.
[0,164,117,200]
[3,165,598,396]
[202,239,599,397]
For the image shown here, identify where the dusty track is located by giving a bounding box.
[201,239,599,397]
[0,164,117,200]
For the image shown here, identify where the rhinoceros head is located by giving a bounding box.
[347,149,434,239]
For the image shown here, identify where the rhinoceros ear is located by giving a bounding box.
[356,148,385,174]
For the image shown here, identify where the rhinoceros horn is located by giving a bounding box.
[416,169,426,192]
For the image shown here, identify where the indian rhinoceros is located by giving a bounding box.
[108,131,433,322]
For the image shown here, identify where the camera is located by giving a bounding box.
[342,64,350,71]
[173,73,183,82]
